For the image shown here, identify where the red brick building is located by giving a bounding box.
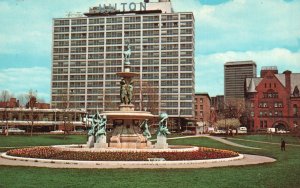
[245,67,300,131]
[0,98,19,108]
[195,93,211,125]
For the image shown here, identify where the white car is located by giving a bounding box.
[7,128,25,133]
[238,127,247,134]
[214,130,226,134]
[277,130,287,133]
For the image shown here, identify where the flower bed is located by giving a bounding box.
[6,147,239,161]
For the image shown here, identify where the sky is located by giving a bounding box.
[0,0,300,102]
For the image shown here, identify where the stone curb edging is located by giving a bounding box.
[52,144,200,152]
[1,152,244,167]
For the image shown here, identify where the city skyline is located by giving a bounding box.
[0,0,300,102]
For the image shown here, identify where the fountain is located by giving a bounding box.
[86,42,168,149]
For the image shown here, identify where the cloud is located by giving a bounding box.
[173,0,300,54]
[195,48,300,96]
[0,67,51,101]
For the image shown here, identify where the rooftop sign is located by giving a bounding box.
[99,2,147,13]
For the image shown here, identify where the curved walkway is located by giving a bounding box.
[0,153,275,169]
[151,135,261,149]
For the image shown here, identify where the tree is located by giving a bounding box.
[215,118,241,129]
[57,93,74,139]
[17,93,27,107]
[0,90,12,136]
[0,90,13,101]
[140,81,159,115]
[26,89,37,136]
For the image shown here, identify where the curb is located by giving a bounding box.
[1,152,244,168]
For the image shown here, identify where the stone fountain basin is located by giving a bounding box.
[102,111,154,120]
[52,144,199,153]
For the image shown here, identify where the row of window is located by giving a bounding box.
[258,102,283,108]
[53,51,193,60]
[54,22,193,33]
[258,111,283,117]
[54,14,193,26]
[52,58,192,67]
[53,44,193,54]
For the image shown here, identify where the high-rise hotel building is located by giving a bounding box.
[51,0,195,120]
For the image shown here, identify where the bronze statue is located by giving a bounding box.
[123,43,131,64]
[140,119,151,139]
[120,79,128,104]
[157,113,170,136]
[127,81,133,104]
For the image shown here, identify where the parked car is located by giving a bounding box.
[214,129,226,134]
[181,130,195,135]
[267,128,276,133]
[237,127,247,134]
[7,128,25,133]
[277,130,288,134]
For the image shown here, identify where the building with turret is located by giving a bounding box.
[245,66,300,131]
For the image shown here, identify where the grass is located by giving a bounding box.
[0,135,300,188]
[231,134,300,144]
[0,134,86,152]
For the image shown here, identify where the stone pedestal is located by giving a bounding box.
[155,135,168,149]
[94,135,108,148]
[146,141,153,148]
[86,136,94,148]
[109,133,151,149]
[119,104,135,112]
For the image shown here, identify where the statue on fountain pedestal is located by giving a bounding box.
[123,43,131,65]
[120,79,128,104]
[140,119,151,139]
[157,112,170,137]
[155,113,170,149]
[95,115,107,138]
[88,112,101,137]
[127,81,133,104]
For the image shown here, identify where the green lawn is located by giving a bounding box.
[0,134,86,152]
[231,134,300,145]
[0,135,300,188]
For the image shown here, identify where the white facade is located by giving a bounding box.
[51,1,195,118]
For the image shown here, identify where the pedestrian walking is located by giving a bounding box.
[281,138,286,151]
